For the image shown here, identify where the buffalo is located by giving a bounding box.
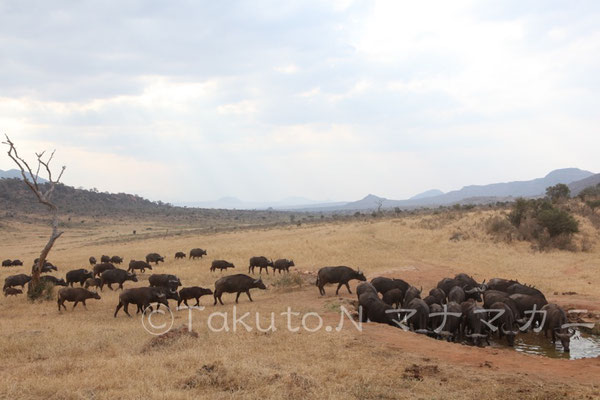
[178,286,213,307]
[213,274,266,305]
[146,253,165,265]
[84,277,102,290]
[66,269,93,287]
[57,288,101,311]
[359,290,399,325]
[406,298,430,334]
[189,248,207,259]
[110,256,123,265]
[483,290,521,320]
[100,269,138,290]
[149,274,182,290]
[541,304,574,352]
[114,287,168,317]
[428,288,446,305]
[128,260,152,273]
[448,286,466,304]
[317,266,366,296]
[89,256,97,266]
[100,255,110,263]
[430,301,462,341]
[4,274,32,290]
[248,256,273,274]
[509,293,548,323]
[2,259,12,267]
[356,282,378,299]
[462,305,489,346]
[175,252,186,260]
[40,275,67,287]
[382,288,403,309]
[402,286,422,307]
[211,260,235,272]
[370,277,410,296]
[272,259,295,274]
[93,263,116,277]
[486,278,520,292]
[506,283,546,300]
[489,302,519,346]
[4,287,23,296]
[11,259,23,266]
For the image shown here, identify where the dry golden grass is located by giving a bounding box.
[1,210,599,399]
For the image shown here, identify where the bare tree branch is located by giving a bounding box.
[2,134,66,293]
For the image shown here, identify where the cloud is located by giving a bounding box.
[0,1,599,202]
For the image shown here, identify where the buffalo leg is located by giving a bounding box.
[213,294,218,305]
[195,298,200,307]
[218,295,224,305]
[184,299,190,307]
[335,283,343,295]
[235,291,242,303]
[82,300,87,310]
[345,282,352,294]
[108,283,113,290]
[114,302,123,317]
[246,290,253,302]
[73,301,79,309]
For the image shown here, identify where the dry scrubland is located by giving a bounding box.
[1,209,600,399]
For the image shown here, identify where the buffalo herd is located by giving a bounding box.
[1,250,578,353]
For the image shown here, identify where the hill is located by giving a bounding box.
[568,173,600,196]
[0,168,48,183]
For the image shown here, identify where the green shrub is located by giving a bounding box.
[27,280,55,302]
[536,208,579,237]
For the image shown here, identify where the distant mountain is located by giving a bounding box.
[410,189,444,200]
[568,173,600,196]
[289,168,595,212]
[175,196,343,210]
[0,168,48,183]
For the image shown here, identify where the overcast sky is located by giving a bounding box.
[1,1,599,203]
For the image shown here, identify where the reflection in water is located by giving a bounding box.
[498,331,600,360]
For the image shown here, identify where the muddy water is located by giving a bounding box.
[490,330,600,360]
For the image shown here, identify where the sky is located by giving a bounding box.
[1,0,599,203]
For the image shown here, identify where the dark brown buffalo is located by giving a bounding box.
[430,301,462,341]
[483,290,521,319]
[370,277,410,295]
[489,302,519,346]
[128,260,152,273]
[2,259,12,267]
[146,253,165,265]
[509,293,548,321]
[359,290,398,325]
[462,305,489,346]
[506,283,546,300]
[39,263,58,273]
[100,255,110,263]
[402,286,422,307]
[175,252,186,259]
[428,288,446,305]
[148,274,182,290]
[189,248,207,259]
[486,278,519,292]
[4,287,23,296]
[100,269,138,290]
[382,288,403,309]
[541,304,574,352]
[114,287,168,317]
[11,259,23,266]
[89,256,97,266]
[211,259,235,272]
[248,256,273,274]
[177,286,214,307]
[406,298,430,334]
[57,288,101,311]
[66,269,93,287]
[213,274,266,305]
[110,256,123,265]
[4,274,32,290]
[356,282,378,300]
[93,263,115,277]
[448,286,466,304]
[84,277,102,290]
[272,259,295,273]
[40,275,67,286]
[316,266,366,296]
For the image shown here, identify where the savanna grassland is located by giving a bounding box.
[1,209,599,399]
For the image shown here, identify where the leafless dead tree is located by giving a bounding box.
[2,134,66,292]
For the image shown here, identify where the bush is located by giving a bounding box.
[546,184,571,203]
[27,280,55,302]
[536,208,579,237]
